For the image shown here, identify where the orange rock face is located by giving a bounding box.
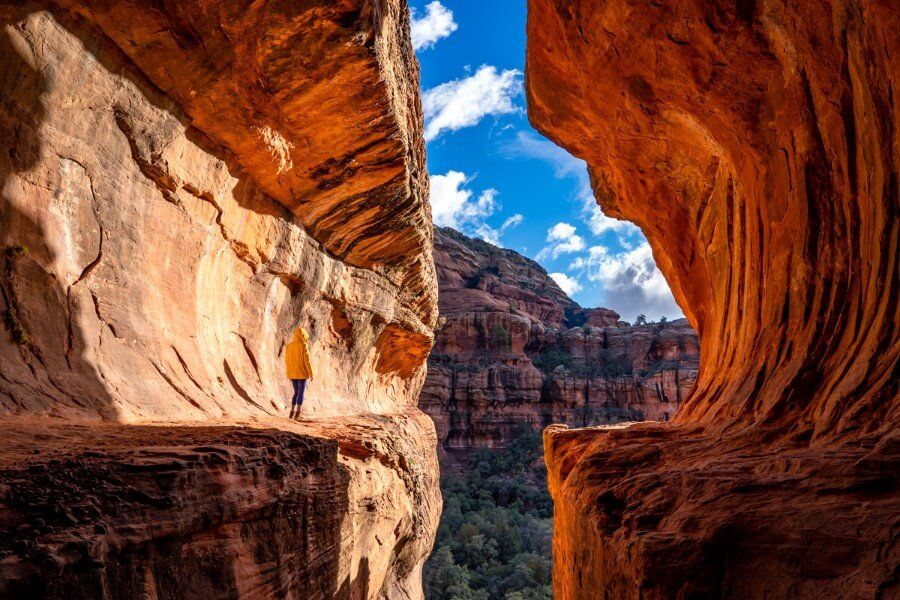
[0,1,434,420]
[0,1,440,597]
[527,0,898,597]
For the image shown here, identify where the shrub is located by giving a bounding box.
[596,348,633,378]
[488,323,511,351]
[2,245,31,347]
[532,348,572,372]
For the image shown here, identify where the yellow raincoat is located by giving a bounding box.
[284,326,313,380]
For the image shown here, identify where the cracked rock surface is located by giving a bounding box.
[0,414,440,599]
[0,3,435,420]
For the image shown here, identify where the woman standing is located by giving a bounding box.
[284,325,313,419]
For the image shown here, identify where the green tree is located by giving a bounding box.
[424,426,553,600]
[424,546,484,600]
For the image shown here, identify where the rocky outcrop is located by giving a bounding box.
[0,414,440,599]
[421,228,699,455]
[0,1,439,597]
[527,0,898,597]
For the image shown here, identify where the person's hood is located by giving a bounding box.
[291,327,307,342]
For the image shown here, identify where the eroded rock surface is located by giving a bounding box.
[0,2,435,420]
[0,414,440,599]
[527,0,898,597]
[0,1,439,598]
[421,228,698,456]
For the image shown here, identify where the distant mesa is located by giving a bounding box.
[421,227,699,460]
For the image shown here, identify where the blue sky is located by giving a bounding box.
[410,0,682,322]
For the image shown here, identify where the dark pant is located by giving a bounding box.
[291,379,307,407]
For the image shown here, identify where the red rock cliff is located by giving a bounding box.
[0,1,439,597]
[421,227,699,458]
[527,0,898,597]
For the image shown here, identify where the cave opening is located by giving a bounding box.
[0,0,895,598]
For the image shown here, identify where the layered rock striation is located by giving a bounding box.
[0,1,439,597]
[0,415,440,599]
[420,227,699,456]
[527,0,898,597]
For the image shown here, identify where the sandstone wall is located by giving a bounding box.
[0,2,440,598]
[0,1,436,420]
[421,228,699,455]
[527,0,898,597]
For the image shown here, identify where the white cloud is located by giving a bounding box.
[430,171,495,228]
[569,243,682,322]
[504,131,639,238]
[410,2,458,51]
[501,214,523,230]
[505,131,585,181]
[536,222,586,260]
[429,171,521,247]
[474,213,524,246]
[423,66,522,141]
[549,272,582,296]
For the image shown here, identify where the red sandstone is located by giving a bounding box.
[527,0,898,597]
[421,227,699,456]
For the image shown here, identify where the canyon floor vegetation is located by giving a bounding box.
[424,426,553,600]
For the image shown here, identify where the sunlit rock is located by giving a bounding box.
[527,0,898,596]
[0,1,439,597]
[421,227,699,458]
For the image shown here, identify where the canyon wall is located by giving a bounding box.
[527,0,898,597]
[0,0,435,421]
[0,1,439,597]
[421,227,699,456]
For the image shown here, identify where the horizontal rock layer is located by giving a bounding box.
[527,0,898,597]
[421,228,699,455]
[0,414,440,599]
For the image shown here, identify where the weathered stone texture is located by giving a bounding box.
[527,0,898,597]
[0,2,435,420]
[0,2,439,598]
[0,414,440,599]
